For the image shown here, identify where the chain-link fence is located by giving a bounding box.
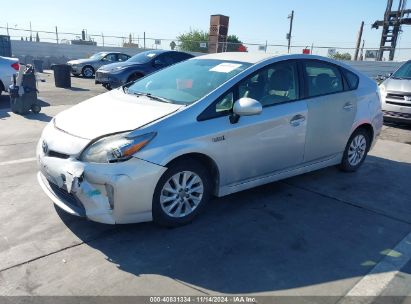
[1,25,410,61]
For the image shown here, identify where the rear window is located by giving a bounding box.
[342,69,359,90]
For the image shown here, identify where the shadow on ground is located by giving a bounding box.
[58,155,411,294]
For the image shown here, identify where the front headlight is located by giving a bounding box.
[80,132,156,163]
[111,66,128,72]
[379,84,386,96]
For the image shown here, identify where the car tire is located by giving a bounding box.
[103,83,112,91]
[82,66,95,78]
[72,73,80,77]
[339,128,371,172]
[127,73,143,83]
[152,159,212,227]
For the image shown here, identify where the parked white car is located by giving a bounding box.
[0,56,19,94]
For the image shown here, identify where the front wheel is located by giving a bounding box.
[152,160,211,227]
[339,129,370,172]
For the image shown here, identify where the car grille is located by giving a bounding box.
[47,150,70,159]
[386,92,411,107]
[41,173,86,216]
[383,110,411,119]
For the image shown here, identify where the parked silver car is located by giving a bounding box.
[37,53,382,226]
[67,52,131,78]
[379,60,411,123]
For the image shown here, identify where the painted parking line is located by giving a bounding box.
[338,230,411,303]
[0,157,37,166]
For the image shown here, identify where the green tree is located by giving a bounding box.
[177,29,247,52]
[226,35,246,52]
[330,52,352,61]
[177,29,208,52]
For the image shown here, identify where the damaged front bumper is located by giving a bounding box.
[36,139,166,224]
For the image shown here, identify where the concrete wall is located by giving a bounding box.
[10,40,149,68]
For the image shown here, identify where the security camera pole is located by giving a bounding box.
[287,10,294,53]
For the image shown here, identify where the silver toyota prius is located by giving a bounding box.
[37,53,383,226]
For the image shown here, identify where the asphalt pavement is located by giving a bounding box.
[0,72,410,302]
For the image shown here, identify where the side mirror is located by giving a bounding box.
[387,72,393,78]
[233,98,262,116]
[230,98,262,124]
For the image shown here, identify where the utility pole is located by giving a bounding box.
[6,23,9,36]
[143,32,146,49]
[287,10,294,53]
[359,39,365,61]
[354,21,364,60]
[102,33,105,47]
[29,21,32,42]
[55,26,59,44]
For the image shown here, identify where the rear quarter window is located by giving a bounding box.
[342,69,359,90]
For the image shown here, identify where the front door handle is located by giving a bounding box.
[343,102,354,111]
[290,114,306,126]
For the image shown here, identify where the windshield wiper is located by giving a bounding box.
[131,91,171,103]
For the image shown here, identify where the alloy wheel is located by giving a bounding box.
[160,171,204,218]
[347,134,367,166]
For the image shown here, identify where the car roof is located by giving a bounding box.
[196,52,280,64]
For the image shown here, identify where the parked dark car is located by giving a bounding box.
[95,50,194,89]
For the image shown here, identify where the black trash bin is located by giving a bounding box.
[53,64,71,88]
[33,59,43,73]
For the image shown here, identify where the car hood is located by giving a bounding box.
[67,58,95,65]
[54,89,182,139]
[384,78,411,92]
[98,61,141,71]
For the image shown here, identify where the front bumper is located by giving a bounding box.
[95,71,123,88]
[69,65,82,74]
[382,99,411,124]
[36,138,166,224]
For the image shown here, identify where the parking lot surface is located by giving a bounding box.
[0,73,411,301]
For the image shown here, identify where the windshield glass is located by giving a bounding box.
[392,61,411,79]
[128,51,161,63]
[127,59,251,104]
[89,52,107,60]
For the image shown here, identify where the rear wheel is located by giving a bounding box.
[152,160,211,227]
[339,128,371,172]
[82,66,94,78]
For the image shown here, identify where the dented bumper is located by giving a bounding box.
[36,135,166,224]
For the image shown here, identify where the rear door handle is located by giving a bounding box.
[343,102,354,111]
[290,114,306,126]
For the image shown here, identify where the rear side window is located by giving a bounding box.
[342,69,359,90]
[304,61,344,97]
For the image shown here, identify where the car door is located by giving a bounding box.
[302,60,357,162]
[198,60,308,186]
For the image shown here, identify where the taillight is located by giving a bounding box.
[11,62,19,71]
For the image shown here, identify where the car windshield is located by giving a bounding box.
[89,52,108,60]
[127,51,161,63]
[127,59,251,105]
[392,62,411,79]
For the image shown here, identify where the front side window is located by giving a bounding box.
[304,61,343,97]
[238,61,299,107]
[118,54,130,62]
[127,59,251,105]
[103,53,117,62]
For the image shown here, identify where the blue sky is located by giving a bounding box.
[1,0,410,59]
